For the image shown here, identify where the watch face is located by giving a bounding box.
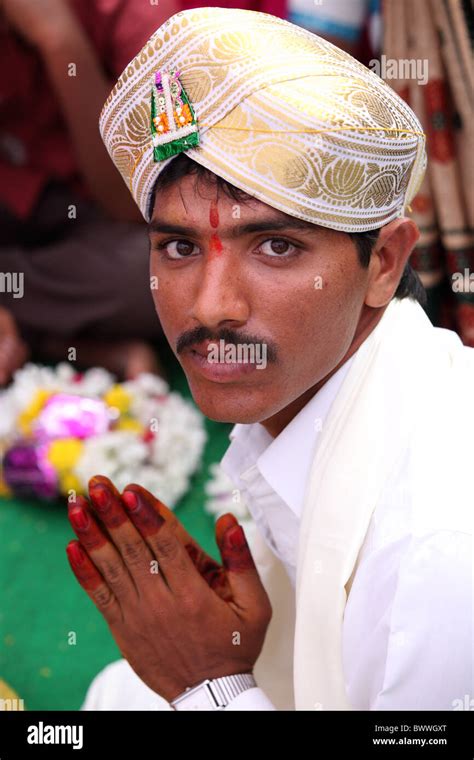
[173,682,220,711]
[185,687,215,711]
[173,675,254,710]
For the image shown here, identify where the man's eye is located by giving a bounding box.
[160,240,198,259]
[258,238,298,257]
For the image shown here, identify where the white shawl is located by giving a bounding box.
[253,297,474,709]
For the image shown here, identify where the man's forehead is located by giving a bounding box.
[149,210,323,238]
[154,171,261,212]
[150,180,320,235]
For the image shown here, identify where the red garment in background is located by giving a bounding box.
[0,0,169,219]
[1,1,286,220]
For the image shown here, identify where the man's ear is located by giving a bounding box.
[364,218,420,308]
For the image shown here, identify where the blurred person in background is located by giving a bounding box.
[0,0,180,385]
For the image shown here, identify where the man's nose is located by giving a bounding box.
[190,247,250,329]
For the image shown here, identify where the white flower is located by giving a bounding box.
[70,367,115,397]
[2,364,207,510]
[204,463,251,522]
[55,363,76,384]
[124,372,169,398]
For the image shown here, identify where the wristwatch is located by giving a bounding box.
[170,674,256,710]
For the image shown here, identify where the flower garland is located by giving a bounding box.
[0,363,206,506]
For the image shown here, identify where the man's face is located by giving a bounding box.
[149,173,372,430]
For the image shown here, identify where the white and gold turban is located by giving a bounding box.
[100,7,426,232]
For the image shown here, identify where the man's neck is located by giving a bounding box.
[260,304,387,438]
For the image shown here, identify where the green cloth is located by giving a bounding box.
[0,347,232,710]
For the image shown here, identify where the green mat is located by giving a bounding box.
[0,342,232,710]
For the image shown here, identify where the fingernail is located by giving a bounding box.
[69,508,90,531]
[122,490,138,512]
[226,525,246,550]
[66,541,85,566]
[123,490,164,533]
[91,485,111,511]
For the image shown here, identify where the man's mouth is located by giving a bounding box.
[186,340,216,359]
[183,340,266,383]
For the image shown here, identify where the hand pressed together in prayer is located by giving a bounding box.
[66,476,272,703]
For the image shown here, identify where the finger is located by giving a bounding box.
[184,541,232,601]
[66,540,122,626]
[68,495,137,602]
[88,475,128,529]
[202,512,241,601]
[217,522,271,618]
[123,482,218,561]
[122,483,229,594]
[121,487,203,595]
[88,476,160,585]
[215,512,239,545]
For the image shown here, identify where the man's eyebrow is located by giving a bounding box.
[148,217,317,237]
[148,221,196,236]
[229,218,317,236]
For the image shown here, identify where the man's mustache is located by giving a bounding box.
[176,326,278,363]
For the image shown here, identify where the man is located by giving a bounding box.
[66,8,473,710]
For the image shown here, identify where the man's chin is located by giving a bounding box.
[186,380,274,425]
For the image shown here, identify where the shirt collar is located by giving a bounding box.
[220,355,355,518]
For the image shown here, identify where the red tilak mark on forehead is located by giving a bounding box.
[209,233,224,259]
[209,200,219,229]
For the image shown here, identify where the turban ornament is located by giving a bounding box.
[151,68,199,161]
